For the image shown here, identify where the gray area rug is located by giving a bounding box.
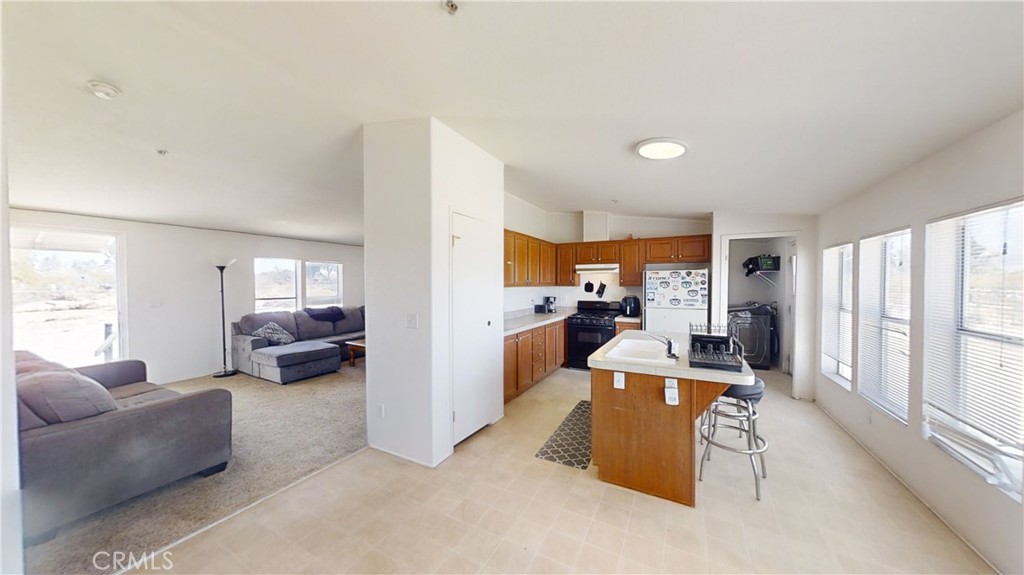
[26,368,368,575]
[535,400,591,470]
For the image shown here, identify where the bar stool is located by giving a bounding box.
[698,377,768,500]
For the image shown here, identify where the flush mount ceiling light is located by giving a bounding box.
[87,80,121,101]
[636,138,687,160]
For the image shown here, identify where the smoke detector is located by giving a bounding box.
[87,80,121,101]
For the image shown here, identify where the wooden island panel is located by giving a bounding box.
[591,368,728,506]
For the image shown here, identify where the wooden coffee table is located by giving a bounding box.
[344,339,366,367]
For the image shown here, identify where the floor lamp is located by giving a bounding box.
[213,258,238,378]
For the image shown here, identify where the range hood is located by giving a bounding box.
[575,263,620,274]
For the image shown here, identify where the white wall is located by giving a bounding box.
[609,215,711,240]
[503,274,643,313]
[10,210,364,383]
[429,119,504,461]
[1,5,26,562]
[365,118,503,467]
[712,212,817,399]
[727,238,787,308]
[504,193,710,243]
[815,109,1023,575]
[545,212,582,243]
[504,193,547,239]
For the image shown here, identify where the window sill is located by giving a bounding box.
[821,371,851,391]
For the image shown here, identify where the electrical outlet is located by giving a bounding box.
[613,372,625,389]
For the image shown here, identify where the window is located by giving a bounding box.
[254,258,343,311]
[305,261,342,307]
[821,244,853,387]
[254,258,298,311]
[858,230,911,422]
[924,202,1022,500]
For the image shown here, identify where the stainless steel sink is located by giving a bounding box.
[604,338,676,366]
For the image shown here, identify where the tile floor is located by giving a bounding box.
[139,369,993,574]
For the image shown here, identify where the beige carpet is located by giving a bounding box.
[26,367,368,575]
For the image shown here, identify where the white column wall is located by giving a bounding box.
[10,209,364,383]
[815,109,1023,575]
[1,2,26,563]
[364,118,503,467]
[429,119,503,463]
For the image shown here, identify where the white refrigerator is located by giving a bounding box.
[643,267,710,333]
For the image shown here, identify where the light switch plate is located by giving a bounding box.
[406,313,419,329]
[665,388,679,405]
[613,372,625,390]
[665,378,678,389]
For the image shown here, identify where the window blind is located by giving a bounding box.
[821,244,853,386]
[859,230,911,421]
[924,202,1023,500]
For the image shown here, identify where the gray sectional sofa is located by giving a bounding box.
[231,306,365,384]
[15,352,232,543]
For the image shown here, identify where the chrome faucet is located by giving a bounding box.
[645,332,679,360]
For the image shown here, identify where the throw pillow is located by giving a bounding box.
[16,370,118,425]
[253,321,296,345]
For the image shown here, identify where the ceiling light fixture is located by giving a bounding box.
[636,138,687,160]
[87,80,121,101]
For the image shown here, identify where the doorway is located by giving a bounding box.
[10,227,124,367]
[721,232,799,397]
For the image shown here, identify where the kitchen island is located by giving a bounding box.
[588,330,755,507]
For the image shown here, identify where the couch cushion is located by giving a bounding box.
[239,311,298,339]
[320,332,366,345]
[18,398,48,431]
[115,388,181,409]
[333,307,365,336]
[108,381,165,400]
[253,322,296,345]
[251,341,340,368]
[294,311,334,340]
[16,370,118,425]
[15,350,44,363]
[16,359,72,375]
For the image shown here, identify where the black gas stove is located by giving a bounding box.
[566,301,621,369]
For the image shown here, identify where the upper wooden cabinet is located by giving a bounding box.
[644,235,711,263]
[619,240,643,286]
[556,243,577,286]
[577,241,620,264]
[505,230,557,287]
[539,242,556,286]
[503,231,515,286]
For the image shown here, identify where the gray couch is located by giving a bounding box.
[16,353,232,543]
[231,306,365,384]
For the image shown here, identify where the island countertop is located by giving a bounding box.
[588,329,756,385]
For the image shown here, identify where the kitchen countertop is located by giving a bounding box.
[614,316,642,324]
[503,310,573,336]
[588,330,755,385]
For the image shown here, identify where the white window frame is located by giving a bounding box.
[254,258,343,312]
[304,260,343,308]
[923,201,1023,501]
[821,243,853,389]
[858,229,912,423]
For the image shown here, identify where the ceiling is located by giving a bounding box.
[5,2,1022,246]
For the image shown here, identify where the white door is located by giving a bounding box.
[782,240,797,375]
[451,212,503,444]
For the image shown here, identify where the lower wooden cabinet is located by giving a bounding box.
[503,335,518,402]
[504,320,566,403]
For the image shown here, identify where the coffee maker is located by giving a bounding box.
[544,296,557,313]
[535,296,558,314]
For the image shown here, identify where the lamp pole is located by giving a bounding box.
[213,262,237,378]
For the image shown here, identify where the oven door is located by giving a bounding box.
[566,323,615,369]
